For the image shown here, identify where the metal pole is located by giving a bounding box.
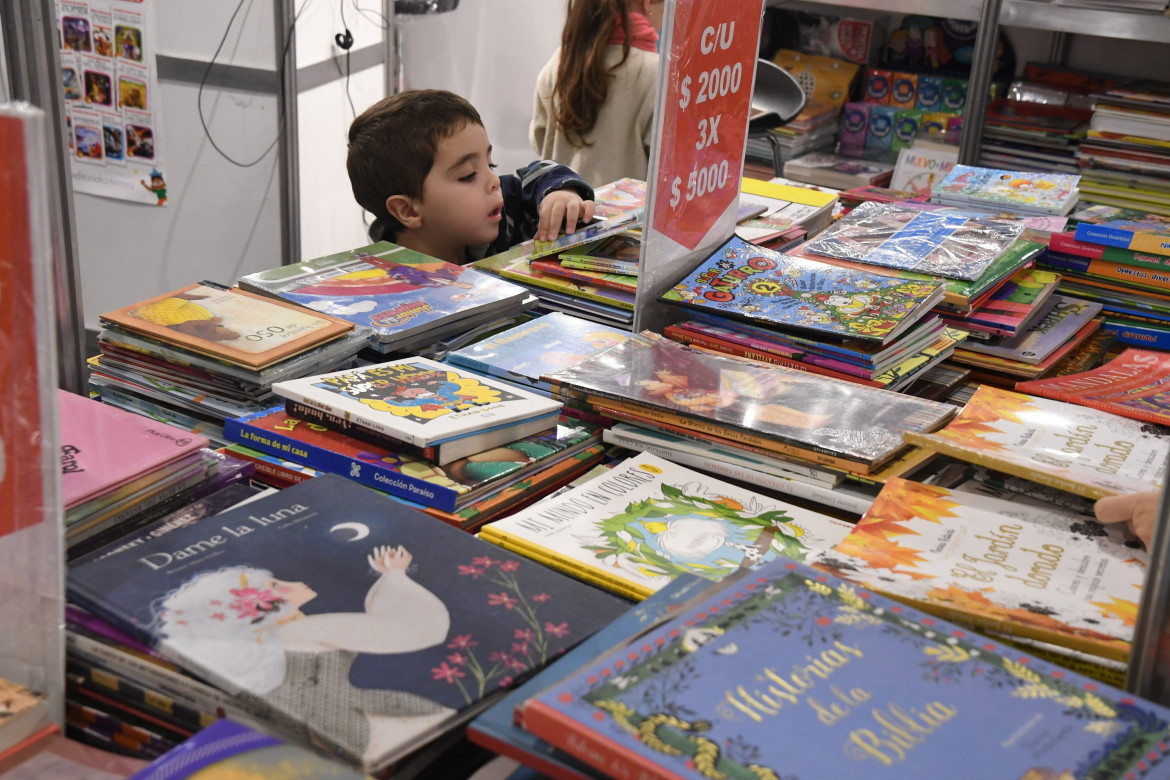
[1126,473,1170,704]
[957,0,1005,166]
[275,0,301,265]
[383,0,399,95]
[1,0,87,394]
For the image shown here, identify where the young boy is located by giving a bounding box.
[347,89,596,265]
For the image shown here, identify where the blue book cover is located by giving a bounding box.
[521,558,1170,780]
[447,312,632,392]
[660,235,945,345]
[237,242,528,344]
[1102,317,1170,351]
[68,475,630,774]
[466,575,710,780]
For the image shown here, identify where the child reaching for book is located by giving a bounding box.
[347,89,595,265]
[1095,488,1163,549]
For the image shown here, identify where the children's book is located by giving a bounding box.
[544,333,956,474]
[802,201,1024,281]
[271,357,562,453]
[236,242,528,348]
[473,244,636,315]
[99,284,354,370]
[1049,231,1170,273]
[954,295,1104,364]
[931,164,1081,215]
[659,235,945,345]
[225,407,597,514]
[557,233,641,276]
[782,151,894,190]
[951,316,1105,381]
[67,474,630,774]
[528,260,637,295]
[59,390,210,510]
[818,477,1146,660]
[946,267,1060,337]
[530,208,644,261]
[903,384,1170,499]
[1016,348,1170,426]
[518,557,1170,780]
[477,453,854,601]
[1074,219,1170,257]
[589,178,645,219]
[446,312,632,394]
[889,140,959,197]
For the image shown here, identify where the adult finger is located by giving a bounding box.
[1094,493,1139,525]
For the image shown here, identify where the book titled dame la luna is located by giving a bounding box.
[66,475,628,774]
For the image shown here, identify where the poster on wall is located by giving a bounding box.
[56,0,168,206]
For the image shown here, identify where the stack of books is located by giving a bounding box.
[782,151,894,190]
[1079,79,1170,217]
[930,164,1082,216]
[1042,220,1170,348]
[87,282,367,445]
[237,241,532,357]
[1016,347,1170,426]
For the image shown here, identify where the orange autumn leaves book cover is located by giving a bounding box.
[815,477,1146,660]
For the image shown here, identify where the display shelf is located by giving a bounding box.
[1000,0,1170,44]
[766,0,985,21]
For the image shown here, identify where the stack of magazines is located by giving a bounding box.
[929,164,1081,216]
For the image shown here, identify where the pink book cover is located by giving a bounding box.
[58,390,209,509]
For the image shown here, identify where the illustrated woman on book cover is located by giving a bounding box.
[152,545,455,763]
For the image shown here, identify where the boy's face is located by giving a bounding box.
[414,121,503,253]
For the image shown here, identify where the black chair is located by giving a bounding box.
[748,58,807,173]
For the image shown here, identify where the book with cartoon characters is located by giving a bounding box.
[478,452,854,601]
[271,357,563,457]
[518,558,1170,780]
[236,242,529,349]
[904,384,1170,499]
[659,235,946,345]
[99,283,354,370]
[66,474,630,774]
[931,164,1081,215]
[817,477,1147,661]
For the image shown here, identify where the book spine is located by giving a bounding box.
[1101,318,1170,351]
[464,724,595,780]
[530,261,638,294]
[1042,251,1170,293]
[497,267,636,311]
[1076,223,1170,256]
[224,449,317,487]
[223,415,459,512]
[1050,232,1170,271]
[602,429,871,515]
[65,467,214,547]
[66,659,218,732]
[519,700,675,780]
[1011,385,1169,427]
[283,399,437,457]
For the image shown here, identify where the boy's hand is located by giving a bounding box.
[537,190,596,242]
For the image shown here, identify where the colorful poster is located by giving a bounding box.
[56,0,167,205]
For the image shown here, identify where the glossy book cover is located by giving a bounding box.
[904,384,1170,499]
[817,477,1146,660]
[933,164,1081,214]
[660,235,945,345]
[67,475,629,773]
[802,201,1024,281]
[545,333,955,469]
[521,558,1170,780]
[1017,348,1170,426]
[956,296,1104,364]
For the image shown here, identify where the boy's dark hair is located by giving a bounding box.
[346,89,483,239]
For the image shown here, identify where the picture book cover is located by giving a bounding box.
[478,453,854,601]
[60,390,210,510]
[519,558,1170,780]
[225,407,597,514]
[802,201,1024,281]
[128,718,368,779]
[904,384,1170,499]
[659,235,946,345]
[66,474,630,773]
[956,295,1104,364]
[951,317,1105,381]
[956,267,1060,336]
[590,178,645,219]
[473,244,637,313]
[782,151,894,189]
[530,208,644,260]
[1017,348,1170,426]
[932,164,1081,215]
[236,242,528,344]
[530,260,638,295]
[817,477,1146,660]
[446,312,631,392]
[1075,219,1170,257]
[99,284,354,370]
[545,333,956,472]
[271,357,562,448]
[558,232,641,275]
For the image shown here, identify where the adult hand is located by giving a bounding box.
[1094,489,1163,549]
[536,190,596,242]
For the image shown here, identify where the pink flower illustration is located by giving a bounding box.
[228,587,279,620]
[544,621,569,638]
[447,652,466,666]
[457,565,484,577]
[500,676,514,688]
[210,613,226,621]
[532,593,551,603]
[500,561,520,572]
[488,592,518,610]
[472,556,496,568]
[514,628,534,641]
[447,634,477,650]
[432,662,466,683]
[509,658,528,672]
[489,650,510,664]
[512,641,529,655]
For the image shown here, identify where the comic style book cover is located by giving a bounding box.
[446,312,631,393]
[802,201,1024,281]
[478,453,854,601]
[519,558,1170,780]
[272,357,562,448]
[236,242,528,346]
[659,235,946,345]
[545,332,955,472]
[819,477,1146,661]
[1017,348,1170,427]
[66,475,629,773]
[904,384,1170,499]
[932,164,1081,215]
[99,283,354,370]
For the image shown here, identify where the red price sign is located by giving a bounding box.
[651,2,761,251]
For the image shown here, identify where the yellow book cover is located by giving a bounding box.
[903,384,1169,499]
[740,176,838,208]
[816,477,1146,661]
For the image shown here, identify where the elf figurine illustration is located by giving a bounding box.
[141,168,166,205]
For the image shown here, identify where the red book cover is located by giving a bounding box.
[1017,348,1170,426]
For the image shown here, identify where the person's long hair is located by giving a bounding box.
[552,0,632,146]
